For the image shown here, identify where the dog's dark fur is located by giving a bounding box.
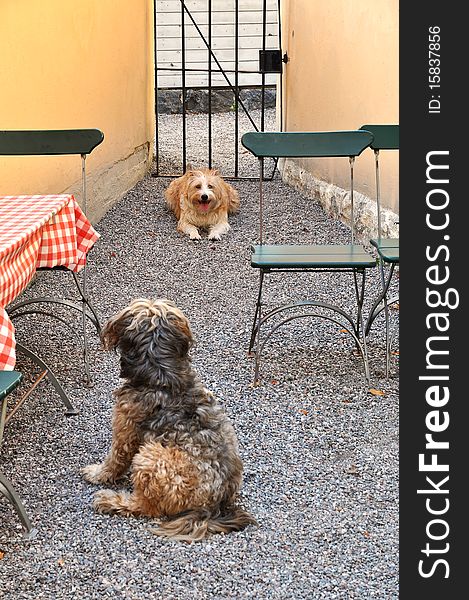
[82,298,256,541]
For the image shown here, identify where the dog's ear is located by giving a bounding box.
[225,182,240,214]
[209,168,220,176]
[101,309,131,351]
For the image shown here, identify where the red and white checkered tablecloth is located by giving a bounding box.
[0,194,100,370]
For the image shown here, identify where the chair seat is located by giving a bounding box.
[251,244,376,269]
[370,238,399,263]
[0,371,23,401]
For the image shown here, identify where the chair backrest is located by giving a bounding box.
[0,129,104,214]
[241,130,374,158]
[359,125,399,239]
[241,130,374,244]
[359,125,398,151]
[0,129,104,156]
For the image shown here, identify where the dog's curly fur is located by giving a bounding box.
[82,298,256,541]
[165,168,239,240]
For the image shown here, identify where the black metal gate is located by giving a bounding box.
[153,0,283,178]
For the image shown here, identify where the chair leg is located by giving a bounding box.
[0,471,35,537]
[248,270,264,355]
[365,280,382,338]
[249,271,265,385]
[70,270,101,334]
[8,298,100,333]
[254,302,263,386]
[15,343,79,416]
[353,270,371,385]
[71,269,100,386]
[364,261,395,333]
[7,269,100,387]
[248,269,373,386]
[379,262,396,378]
[81,297,92,386]
[368,260,396,377]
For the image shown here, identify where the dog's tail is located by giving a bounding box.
[150,506,257,542]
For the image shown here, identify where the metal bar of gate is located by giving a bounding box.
[261,0,267,133]
[181,1,187,172]
[234,0,239,178]
[278,0,283,132]
[153,0,159,176]
[208,0,212,168]
[157,67,267,75]
[180,0,259,133]
[154,0,281,179]
[260,0,268,180]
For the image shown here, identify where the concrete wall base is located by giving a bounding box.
[280,158,399,243]
[65,142,153,224]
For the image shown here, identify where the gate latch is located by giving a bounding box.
[259,50,283,73]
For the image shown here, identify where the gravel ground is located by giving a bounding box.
[0,110,399,599]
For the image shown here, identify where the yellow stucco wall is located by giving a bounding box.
[280,0,399,219]
[0,0,155,223]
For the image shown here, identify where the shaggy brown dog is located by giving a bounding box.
[82,298,256,541]
[164,168,239,240]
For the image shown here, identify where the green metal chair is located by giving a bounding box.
[0,129,104,394]
[361,125,399,376]
[0,370,35,536]
[241,130,376,384]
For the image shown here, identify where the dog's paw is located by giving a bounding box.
[93,489,133,516]
[189,230,202,240]
[208,223,229,240]
[82,463,107,484]
[93,489,118,513]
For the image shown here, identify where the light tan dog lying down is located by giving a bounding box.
[165,168,239,240]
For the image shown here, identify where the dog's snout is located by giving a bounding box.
[201,193,209,201]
